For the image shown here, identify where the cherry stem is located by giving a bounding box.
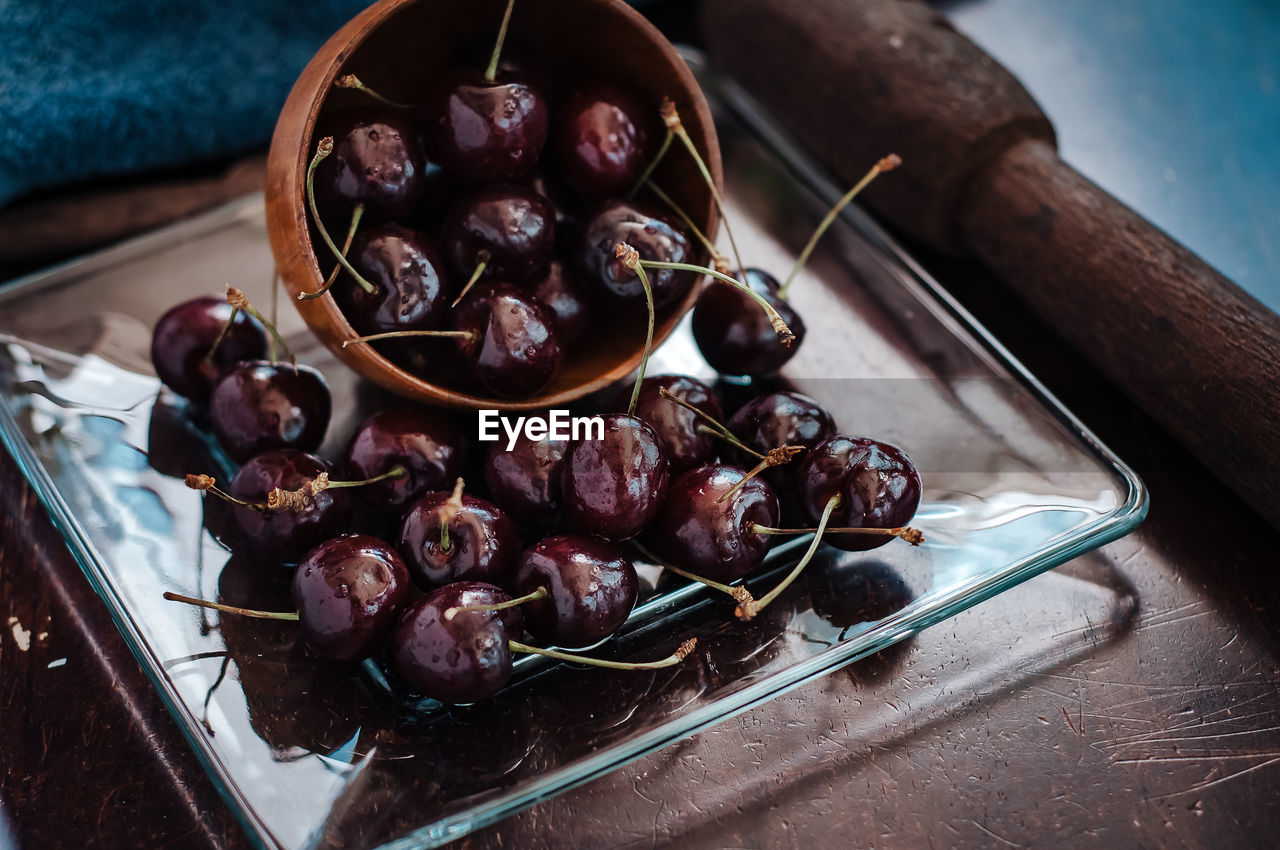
[163,591,299,622]
[326,465,408,490]
[778,153,901,299]
[626,129,673,200]
[663,99,747,280]
[185,474,269,513]
[643,180,729,273]
[484,0,518,83]
[715,445,804,504]
[632,541,755,605]
[307,138,378,295]
[737,494,839,621]
[444,586,548,620]
[298,203,365,301]
[508,638,697,671]
[333,74,414,109]
[657,387,762,459]
[225,285,296,370]
[203,307,238,367]
[748,521,924,546]
[616,244,656,417]
[439,477,466,553]
[638,259,795,347]
[451,253,490,308]
[342,329,474,348]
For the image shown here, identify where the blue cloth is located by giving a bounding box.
[0,0,372,205]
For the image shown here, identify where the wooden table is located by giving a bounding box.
[1,154,1278,849]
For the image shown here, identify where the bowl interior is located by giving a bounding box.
[268,0,719,410]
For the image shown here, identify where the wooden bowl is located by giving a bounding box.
[265,0,721,410]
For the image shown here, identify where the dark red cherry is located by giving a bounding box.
[644,463,779,583]
[521,168,580,231]
[334,225,452,336]
[314,109,428,222]
[483,423,568,535]
[397,489,521,590]
[452,282,562,398]
[575,200,694,308]
[727,391,836,493]
[209,362,331,463]
[441,185,555,282]
[552,82,659,198]
[291,534,411,661]
[561,413,669,541]
[343,408,466,510]
[527,260,591,348]
[512,535,638,649]
[227,450,351,563]
[426,70,548,184]
[390,582,518,704]
[630,374,723,476]
[796,437,922,552]
[692,268,806,377]
[150,296,267,402]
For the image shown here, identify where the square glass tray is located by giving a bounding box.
[0,54,1145,849]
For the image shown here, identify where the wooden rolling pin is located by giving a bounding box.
[703,0,1280,530]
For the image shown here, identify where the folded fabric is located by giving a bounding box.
[0,0,371,206]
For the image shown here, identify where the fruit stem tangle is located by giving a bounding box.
[509,637,698,670]
[616,244,656,418]
[643,181,731,275]
[484,0,518,83]
[749,522,925,546]
[451,251,490,308]
[163,591,300,622]
[298,203,365,300]
[333,74,415,109]
[225,285,296,370]
[439,477,466,553]
[662,98,747,281]
[307,137,379,295]
[626,128,674,200]
[715,445,804,504]
[737,493,839,621]
[778,153,901,299]
[445,586,548,620]
[342,329,474,348]
[185,474,269,513]
[638,259,795,347]
[657,387,762,458]
[631,541,755,605]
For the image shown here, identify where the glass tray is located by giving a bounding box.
[0,54,1146,849]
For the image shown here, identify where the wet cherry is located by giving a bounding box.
[552,82,659,198]
[692,268,806,377]
[313,108,428,223]
[795,437,923,552]
[397,481,521,590]
[630,374,723,476]
[441,184,555,283]
[561,413,669,541]
[291,534,411,660]
[150,296,267,402]
[452,282,562,398]
[209,362,331,463]
[575,200,694,308]
[527,260,591,349]
[344,407,466,510]
[512,534,639,649]
[226,449,351,563]
[333,224,452,337]
[483,422,569,535]
[727,391,836,493]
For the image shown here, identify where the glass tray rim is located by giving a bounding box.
[0,55,1148,850]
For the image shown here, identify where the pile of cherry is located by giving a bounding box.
[150,0,922,707]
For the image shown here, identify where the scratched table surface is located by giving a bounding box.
[4,2,1280,849]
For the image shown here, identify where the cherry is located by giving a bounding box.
[291,534,412,660]
[330,225,452,337]
[561,413,669,541]
[795,437,923,552]
[521,168,580,233]
[344,407,466,510]
[482,422,568,535]
[692,268,806,377]
[575,200,694,308]
[223,449,351,563]
[527,260,591,349]
[630,374,723,476]
[150,296,267,402]
[390,582,518,703]
[312,108,428,223]
[397,480,521,590]
[452,282,562,398]
[644,463,779,584]
[440,184,555,284]
[512,534,638,649]
[552,82,659,198]
[727,391,836,494]
[209,361,331,463]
